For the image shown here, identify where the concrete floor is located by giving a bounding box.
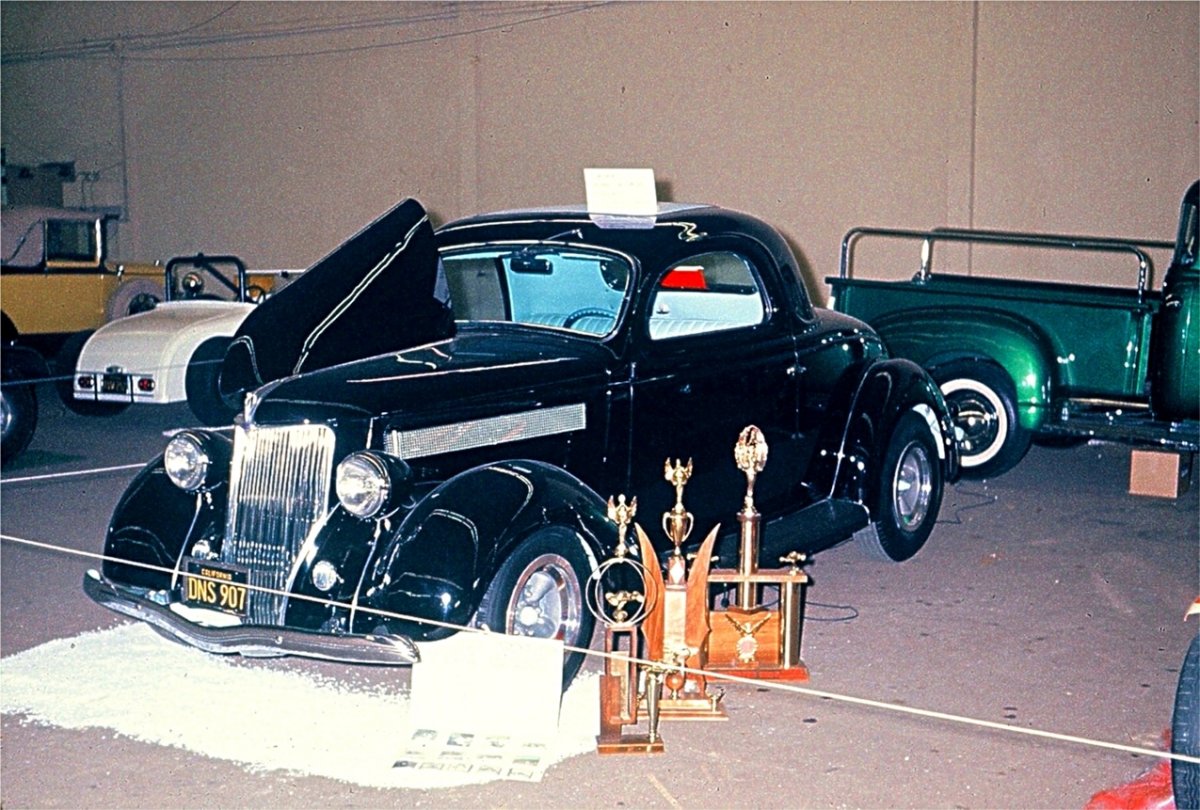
[2,387,1197,808]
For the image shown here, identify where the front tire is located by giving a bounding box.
[475,528,596,690]
[855,411,943,562]
[1,374,37,466]
[935,360,1030,479]
[186,337,237,426]
[55,331,130,416]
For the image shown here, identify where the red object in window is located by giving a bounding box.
[661,266,707,290]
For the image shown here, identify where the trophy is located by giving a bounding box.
[707,426,811,680]
[638,458,726,721]
[591,494,666,754]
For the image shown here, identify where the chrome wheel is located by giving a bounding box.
[505,552,583,643]
[892,439,933,530]
[942,381,1005,466]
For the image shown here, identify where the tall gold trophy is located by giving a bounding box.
[637,459,726,721]
[707,426,810,680]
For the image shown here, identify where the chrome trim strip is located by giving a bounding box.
[386,403,586,460]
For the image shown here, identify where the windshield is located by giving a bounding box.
[440,245,632,336]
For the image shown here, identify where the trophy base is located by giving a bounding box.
[596,734,666,755]
[707,661,810,681]
[656,695,729,721]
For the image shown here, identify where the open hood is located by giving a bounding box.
[220,198,454,400]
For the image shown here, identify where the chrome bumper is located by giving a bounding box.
[83,569,420,665]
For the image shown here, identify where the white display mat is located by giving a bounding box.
[1,623,599,789]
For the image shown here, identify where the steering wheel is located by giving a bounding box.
[562,308,615,329]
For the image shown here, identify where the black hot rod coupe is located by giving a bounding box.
[85,198,959,686]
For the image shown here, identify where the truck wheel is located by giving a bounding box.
[854,411,943,562]
[54,331,130,416]
[186,337,237,426]
[106,277,162,320]
[474,528,596,690]
[1172,632,1200,809]
[935,361,1030,479]
[1,375,37,466]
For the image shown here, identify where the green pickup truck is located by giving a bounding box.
[829,182,1198,478]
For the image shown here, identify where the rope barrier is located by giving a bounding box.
[0,463,149,485]
[2,530,1196,767]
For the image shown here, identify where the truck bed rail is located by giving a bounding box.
[838,226,1173,303]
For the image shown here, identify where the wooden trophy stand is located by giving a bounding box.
[638,459,727,722]
[595,495,666,755]
[706,426,810,681]
[597,622,665,754]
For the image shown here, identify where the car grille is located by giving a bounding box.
[223,423,336,625]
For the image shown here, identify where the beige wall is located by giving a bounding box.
[2,1,1196,302]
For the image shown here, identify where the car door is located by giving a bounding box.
[626,243,801,550]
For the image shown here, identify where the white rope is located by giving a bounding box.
[2,530,1196,767]
[0,463,148,485]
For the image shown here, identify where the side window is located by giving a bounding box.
[45,219,101,266]
[441,255,507,320]
[648,251,766,340]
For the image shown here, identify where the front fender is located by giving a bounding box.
[871,307,1053,432]
[104,458,227,591]
[348,459,612,640]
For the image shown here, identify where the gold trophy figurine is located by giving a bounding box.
[661,459,695,567]
[734,425,768,609]
[607,494,638,559]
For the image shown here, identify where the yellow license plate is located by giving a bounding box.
[183,560,249,617]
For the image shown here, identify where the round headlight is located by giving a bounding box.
[336,451,410,519]
[164,431,211,491]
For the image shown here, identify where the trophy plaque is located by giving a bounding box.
[707,426,810,681]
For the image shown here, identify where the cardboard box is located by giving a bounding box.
[1128,450,1192,498]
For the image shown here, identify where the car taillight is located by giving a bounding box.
[137,377,155,392]
[77,375,95,389]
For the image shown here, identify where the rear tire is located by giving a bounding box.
[1172,632,1200,809]
[855,411,943,562]
[475,528,596,690]
[55,331,130,416]
[186,337,237,426]
[934,360,1030,479]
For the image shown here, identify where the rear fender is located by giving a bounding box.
[819,357,959,505]
[352,459,612,640]
[871,307,1053,431]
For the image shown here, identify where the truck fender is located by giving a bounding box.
[870,307,1053,432]
[819,356,959,505]
[351,459,612,640]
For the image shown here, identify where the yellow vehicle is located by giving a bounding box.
[1,205,161,466]
[1,205,163,351]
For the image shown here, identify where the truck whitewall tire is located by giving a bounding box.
[935,361,1030,479]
